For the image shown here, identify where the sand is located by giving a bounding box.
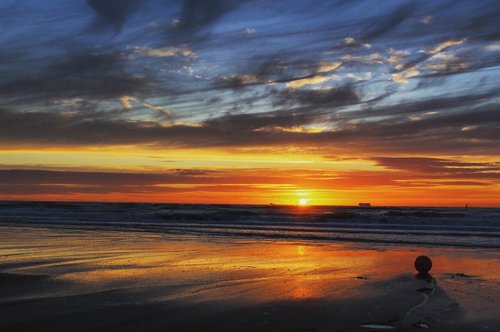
[0,226,498,331]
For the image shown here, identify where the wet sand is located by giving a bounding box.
[0,226,499,331]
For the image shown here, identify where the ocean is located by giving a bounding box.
[0,201,499,248]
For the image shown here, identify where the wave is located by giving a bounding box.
[0,202,499,248]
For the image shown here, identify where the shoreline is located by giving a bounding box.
[1,222,499,250]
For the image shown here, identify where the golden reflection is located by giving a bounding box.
[1,226,499,305]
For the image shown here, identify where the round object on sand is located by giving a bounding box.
[414,255,432,274]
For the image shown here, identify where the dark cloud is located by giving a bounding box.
[252,57,319,84]
[0,168,280,196]
[359,2,416,41]
[337,92,497,121]
[1,163,495,198]
[0,52,158,105]
[212,75,258,90]
[460,2,500,41]
[0,0,499,158]
[371,157,500,187]
[211,56,321,91]
[277,86,359,107]
[1,99,498,155]
[169,0,250,42]
[177,0,241,32]
[0,169,216,186]
[87,0,143,31]
[204,110,316,132]
[373,157,500,175]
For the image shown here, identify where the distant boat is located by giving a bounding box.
[358,203,371,207]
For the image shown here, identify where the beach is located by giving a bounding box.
[1,223,498,331]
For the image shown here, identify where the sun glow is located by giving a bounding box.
[298,198,309,206]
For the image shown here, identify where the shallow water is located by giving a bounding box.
[0,225,498,331]
[1,226,499,304]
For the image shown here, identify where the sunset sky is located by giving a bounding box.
[1,0,499,206]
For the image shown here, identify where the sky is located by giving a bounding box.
[0,0,499,206]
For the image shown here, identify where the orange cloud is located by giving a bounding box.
[1,157,499,207]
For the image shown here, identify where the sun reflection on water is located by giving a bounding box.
[1,227,499,305]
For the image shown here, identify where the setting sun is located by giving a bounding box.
[298,198,309,206]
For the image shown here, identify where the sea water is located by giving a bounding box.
[0,202,498,248]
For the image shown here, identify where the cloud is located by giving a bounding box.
[359,2,416,41]
[87,0,143,31]
[392,67,420,84]
[389,38,469,81]
[372,157,500,183]
[424,38,466,55]
[171,0,249,38]
[340,53,384,64]
[0,168,233,196]
[459,2,500,41]
[318,62,342,73]
[485,43,500,52]
[286,73,338,89]
[277,86,359,107]
[424,54,470,75]
[1,98,498,155]
[248,56,319,84]
[2,160,497,200]
[419,15,433,25]
[120,95,139,109]
[210,56,326,91]
[0,169,216,186]
[0,52,158,105]
[215,74,259,90]
[0,0,499,160]
[387,48,410,63]
[340,37,371,49]
[134,45,195,58]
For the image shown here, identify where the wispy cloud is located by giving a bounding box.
[134,45,195,58]
[0,0,499,204]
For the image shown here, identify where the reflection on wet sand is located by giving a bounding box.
[0,226,499,331]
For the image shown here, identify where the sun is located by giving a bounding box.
[298,198,309,206]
